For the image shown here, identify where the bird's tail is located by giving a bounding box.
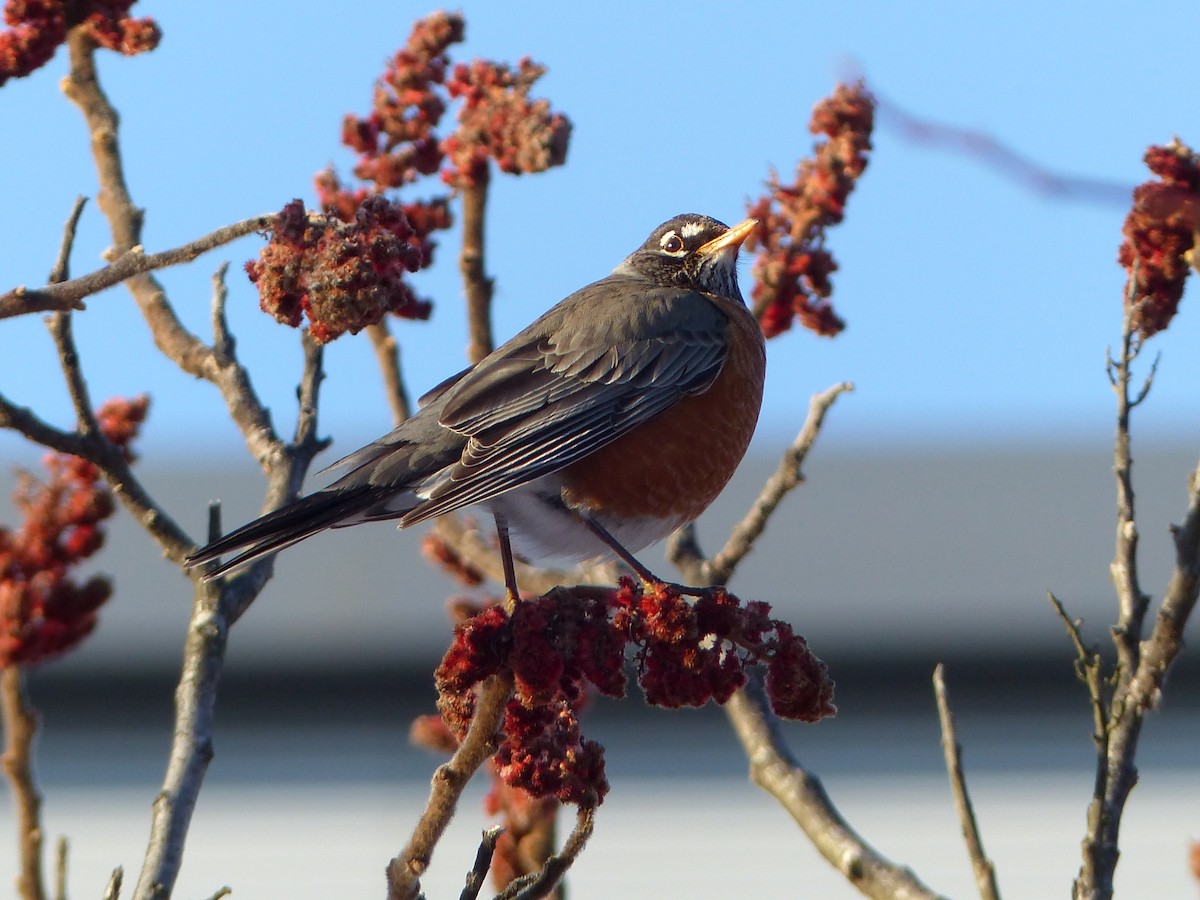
[184,486,383,580]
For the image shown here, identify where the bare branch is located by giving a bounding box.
[1127,458,1200,709]
[1,669,47,900]
[0,390,194,562]
[459,182,495,364]
[459,826,504,900]
[387,674,514,900]
[367,321,413,426]
[101,867,123,900]
[724,682,947,900]
[498,805,597,900]
[49,196,88,284]
[933,665,1000,900]
[707,382,854,585]
[0,216,271,322]
[876,91,1130,206]
[52,838,66,900]
[1047,593,1107,743]
[665,523,707,585]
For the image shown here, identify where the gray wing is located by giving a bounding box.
[399,275,731,525]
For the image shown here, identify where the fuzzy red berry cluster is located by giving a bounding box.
[430,579,834,806]
[247,197,430,344]
[1117,138,1200,338]
[307,11,571,335]
[0,0,159,87]
[748,81,874,339]
[0,395,149,667]
[441,56,571,190]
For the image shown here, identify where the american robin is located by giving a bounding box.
[185,214,766,592]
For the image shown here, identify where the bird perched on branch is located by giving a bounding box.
[185,214,765,595]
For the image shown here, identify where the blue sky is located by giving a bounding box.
[2,2,1198,470]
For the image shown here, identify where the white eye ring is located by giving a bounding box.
[660,231,685,254]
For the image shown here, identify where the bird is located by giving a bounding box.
[185,214,766,595]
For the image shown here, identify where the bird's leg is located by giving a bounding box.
[581,515,709,597]
[492,511,522,610]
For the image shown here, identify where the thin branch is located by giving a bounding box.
[101,867,123,900]
[706,381,854,585]
[1047,593,1107,744]
[724,681,946,900]
[48,196,88,285]
[1,668,47,900]
[459,826,504,900]
[498,805,597,900]
[459,181,495,364]
[665,378,940,897]
[0,216,271,321]
[1108,302,1150,683]
[875,90,1130,206]
[1126,458,1200,709]
[0,388,194,565]
[52,837,66,900]
[367,321,413,426]
[932,665,1000,900]
[387,674,514,900]
[131,580,225,900]
[61,27,283,466]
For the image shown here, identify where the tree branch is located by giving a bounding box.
[724,681,946,900]
[498,804,597,900]
[459,181,495,364]
[933,665,1000,900]
[0,216,271,321]
[387,674,513,900]
[366,321,412,426]
[458,826,503,900]
[1,668,47,900]
[705,381,854,585]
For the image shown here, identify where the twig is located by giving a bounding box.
[666,380,942,898]
[1,669,47,900]
[101,867,122,900]
[130,579,225,900]
[387,674,514,900]
[459,181,495,364]
[459,826,504,900]
[875,91,1130,206]
[705,381,854,585]
[932,664,1000,900]
[52,838,66,900]
[724,681,946,900]
[497,805,597,900]
[0,391,194,562]
[367,321,413,426]
[1047,593,1107,745]
[0,216,271,321]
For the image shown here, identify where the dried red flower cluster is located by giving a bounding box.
[441,57,571,190]
[748,81,874,339]
[1117,138,1200,338]
[432,579,834,806]
[303,11,571,332]
[247,197,430,344]
[0,395,148,667]
[0,0,159,87]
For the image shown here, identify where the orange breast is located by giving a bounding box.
[559,300,765,522]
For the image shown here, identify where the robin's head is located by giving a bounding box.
[615,214,757,302]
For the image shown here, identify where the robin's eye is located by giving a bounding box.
[660,232,684,254]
